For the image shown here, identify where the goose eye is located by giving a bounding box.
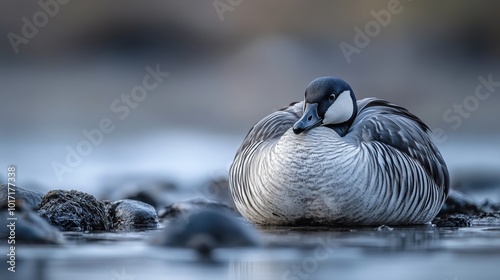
[329,94,336,101]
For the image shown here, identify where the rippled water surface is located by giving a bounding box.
[3,222,500,280]
[2,132,500,280]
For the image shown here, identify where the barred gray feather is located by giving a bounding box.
[229,98,449,226]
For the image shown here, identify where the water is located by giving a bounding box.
[3,131,500,194]
[1,130,242,193]
[3,224,500,280]
[2,131,500,279]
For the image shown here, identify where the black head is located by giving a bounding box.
[292,77,358,135]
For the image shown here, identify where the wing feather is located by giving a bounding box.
[234,102,302,156]
[234,98,449,196]
[346,98,449,195]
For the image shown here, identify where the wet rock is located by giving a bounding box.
[195,177,236,209]
[99,177,175,210]
[434,190,500,227]
[106,199,160,231]
[0,184,43,210]
[100,181,177,209]
[434,189,500,227]
[37,190,110,232]
[438,189,500,219]
[481,200,500,213]
[123,190,164,209]
[152,209,260,255]
[0,201,64,244]
[438,190,483,216]
[158,198,235,220]
[433,214,472,227]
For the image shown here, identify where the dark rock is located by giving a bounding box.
[438,189,500,218]
[438,190,483,216]
[123,190,163,209]
[0,201,64,244]
[434,190,500,226]
[433,214,472,227]
[106,199,159,231]
[99,177,175,210]
[158,198,235,220]
[151,209,259,255]
[481,200,500,213]
[195,177,236,209]
[0,184,44,210]
[37,190,110,232]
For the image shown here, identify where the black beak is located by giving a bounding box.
[292,103,322,134]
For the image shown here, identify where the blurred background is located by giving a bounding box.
[1,0,499,201]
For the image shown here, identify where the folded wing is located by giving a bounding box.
[346,98,449,195]
[234,102,302,156]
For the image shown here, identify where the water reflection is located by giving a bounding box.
[2,223,500,280]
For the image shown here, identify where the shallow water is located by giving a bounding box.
[2,131,500,280]
[2,131,500,195]
[3,222,500,280]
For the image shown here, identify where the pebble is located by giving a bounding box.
[158,198,235,220]
[433,215,472,227]
[105,199,160,231]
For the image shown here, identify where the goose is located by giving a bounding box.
[229,77,449,226]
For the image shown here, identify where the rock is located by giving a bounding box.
[37,190,111,232]
[152,209,260,256]
[433,214,472,227]
[0,184,44,210]
[0,201,64,244]
[99,177,175,210]
[105,199,160,231]
[158,198,235,220]
[438,190,483,216]
[195,177,236,209]
[481,200,500,213]
[434,190,500,227]
[123,190,164,210]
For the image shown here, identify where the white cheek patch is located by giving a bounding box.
[323,90,353,125]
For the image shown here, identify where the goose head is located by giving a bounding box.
[293,77,358,136]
